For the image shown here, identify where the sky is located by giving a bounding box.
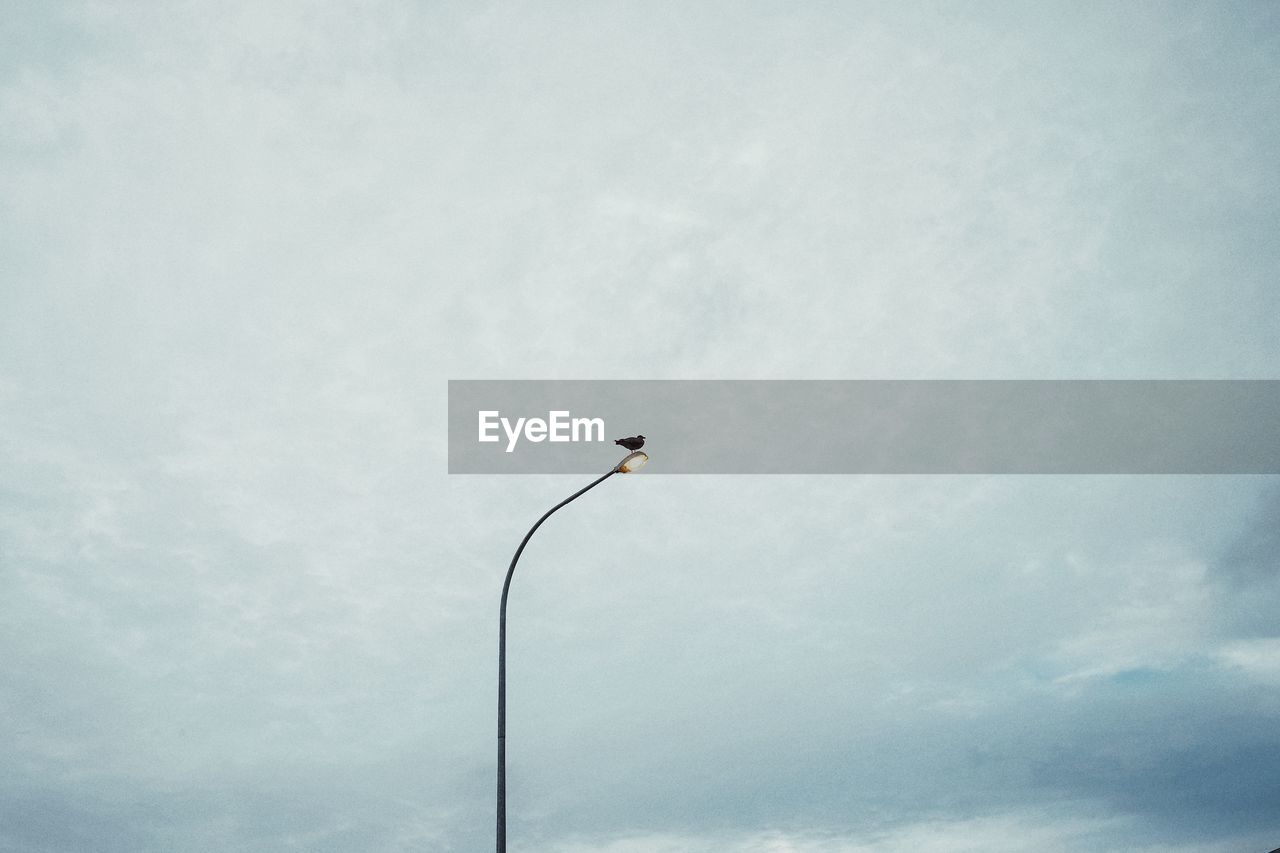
[1,1,1279,851]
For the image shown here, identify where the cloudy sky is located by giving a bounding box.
[2,2,1279,850]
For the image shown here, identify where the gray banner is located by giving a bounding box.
[447,380,1280,474]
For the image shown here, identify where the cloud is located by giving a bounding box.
[542,811,1275,853]
[1216,638,1280,684]
[2,1,1279,851]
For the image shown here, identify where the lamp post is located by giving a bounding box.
[497,450,648,852]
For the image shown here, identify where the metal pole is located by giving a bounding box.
[498,466,619,853]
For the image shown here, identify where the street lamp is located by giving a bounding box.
[496,450,649,852]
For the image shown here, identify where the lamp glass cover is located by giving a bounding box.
[619,451,649,473]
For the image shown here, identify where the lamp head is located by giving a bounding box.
[617,450,649,473]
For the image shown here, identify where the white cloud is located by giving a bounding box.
[1048,547,1214,685]
[1216,638,1280,684]
[544,810,1269,853]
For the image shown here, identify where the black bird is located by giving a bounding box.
[614,435,645,452]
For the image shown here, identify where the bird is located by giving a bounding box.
[614,435,645,451]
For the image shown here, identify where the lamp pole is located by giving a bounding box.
[497,451,648,853]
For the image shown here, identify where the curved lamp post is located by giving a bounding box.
[497,450,648,852]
